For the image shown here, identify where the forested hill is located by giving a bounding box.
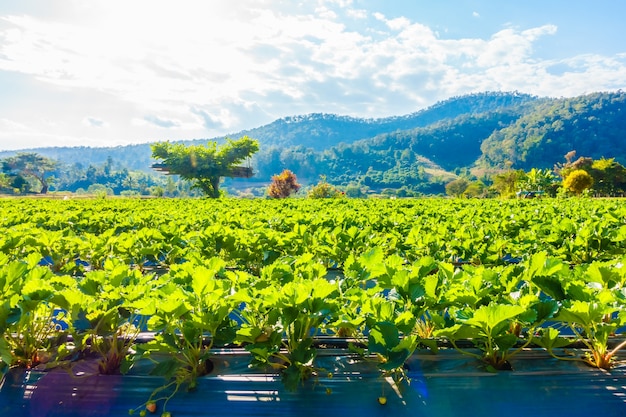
[0,91,539,170]
[2,90,626,194]
[231,91,539,150]
[478,91,626,170]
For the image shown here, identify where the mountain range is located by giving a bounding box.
[2,90,625,194]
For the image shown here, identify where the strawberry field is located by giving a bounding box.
[1,197,626,416]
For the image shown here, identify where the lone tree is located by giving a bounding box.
[268,169,301,198]
[563,169,594,195]
[445,178,469,197]
[308,176,344,199]
[1,153,58,194]
[151,136,259,198]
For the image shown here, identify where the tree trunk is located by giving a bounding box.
[37,175,48,194]
[197,177,221,198]
[208,176,220,198]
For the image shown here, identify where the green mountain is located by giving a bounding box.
[232,91,538,150]
[479,91,626,169]
[2,90,626,195]
[0,91,538,170]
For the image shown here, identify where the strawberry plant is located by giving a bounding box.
[366,319,418,383]
[436,297,558,371]
[528,256,626,369]
[0,257,71,372]
[235,256,339,391]
[132,258,238,414]
[63,259,156,374]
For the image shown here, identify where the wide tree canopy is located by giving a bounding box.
[151,136,259,198]
[1,153,58,194]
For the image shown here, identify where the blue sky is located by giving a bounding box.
[1,0,625,151]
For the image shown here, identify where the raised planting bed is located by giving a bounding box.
[2,348,626,417]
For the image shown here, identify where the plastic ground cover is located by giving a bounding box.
[1,349,626,417]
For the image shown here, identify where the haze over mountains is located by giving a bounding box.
[2,90,625,194]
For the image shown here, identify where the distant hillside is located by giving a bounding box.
[231,91,539,150]
[0,91,538,169]
[346,110,525,171]
[3,90,626,196]
[479,91,626,169]
[0,144,155,172]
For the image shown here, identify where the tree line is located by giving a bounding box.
[3,137,625,199]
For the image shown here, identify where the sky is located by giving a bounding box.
[1,0,625,151]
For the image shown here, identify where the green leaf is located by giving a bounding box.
[586,264,619,289]
[380,348,411,371]
[532,327,572,350]
[359,248,387,279]
[494,333,518,351]
[527,253,566,279]
[556,301,609,327]
[566,283,593,302]
[532,276,566,301]
[368,322,400,355]
[434,323,481,340]
[182,321,201,344]
[394,311,416,335]
[532,300,559,324]
[191,266,214,296]
[392,334,418,354]
[466,303,525,334]
[247,347,270,361]
[311,278,337,302]
[0,338,12,367]
[149,358,180,379]
[2,262,28,293]
[423,273,440,300]
[290,338,315,365]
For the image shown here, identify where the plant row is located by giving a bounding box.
[2,248,625,414]
[2,198,626,275]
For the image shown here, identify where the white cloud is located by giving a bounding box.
[320,0,353,7]
[346,8,368,19]
[0,1,625,150]
[143,115,180,129]
[83,117,107,128]
[0,118,29,132]
[372,12,385,22]
[386,16,411,31]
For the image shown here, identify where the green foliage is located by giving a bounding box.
[558,156,626,196]
[368,321,418,378]
[0,258,71,372]
[1,153,58,194]
[490,170,524,198]
[308,176,344,199]
[134,258,239,413]
[151,136,259,198]
[563,169,594,195]
[4,196,626,397]
[531,256,626,369]
[445,178,469,197]
[234,256,338,391]
[463,180,487,198]
[0,173,11,191]
[480,91,626,170]
[65,259,155,374]
[517,168,557,193]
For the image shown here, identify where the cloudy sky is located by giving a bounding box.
[1,0,625,151]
